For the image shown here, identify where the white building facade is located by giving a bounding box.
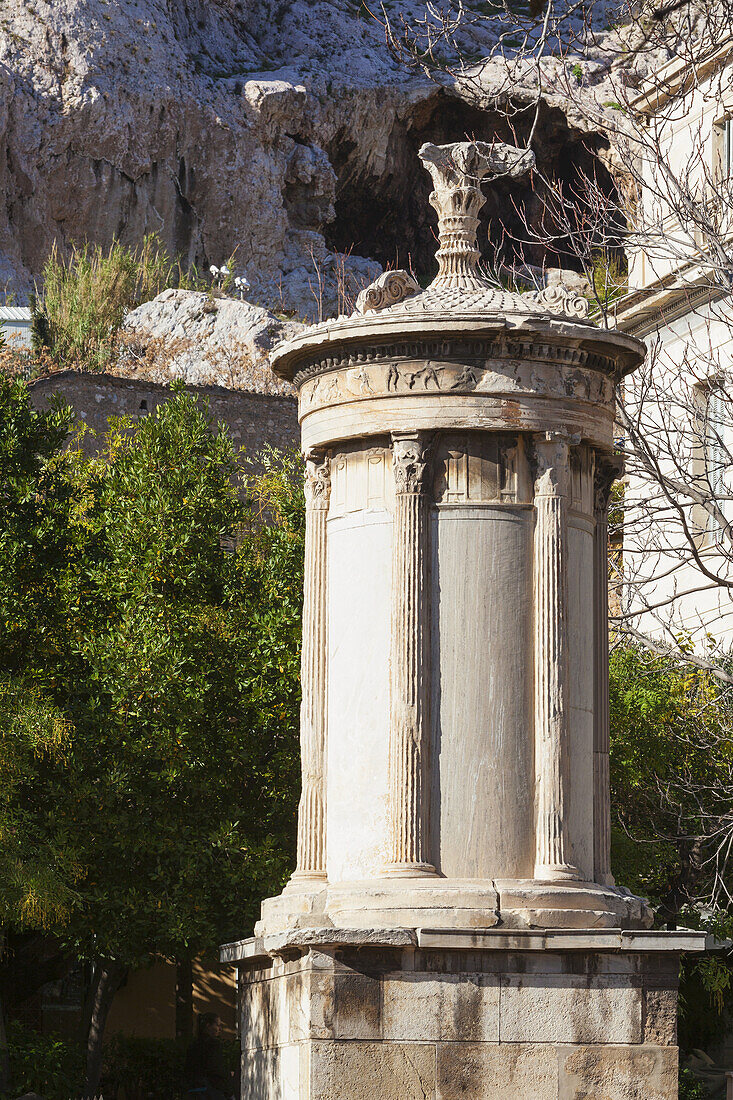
[616,43,733,648]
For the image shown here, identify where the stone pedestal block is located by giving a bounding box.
[227,928,704,1100]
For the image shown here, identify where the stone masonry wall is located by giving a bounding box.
[239,944,681,1100]
[28,371,299,459]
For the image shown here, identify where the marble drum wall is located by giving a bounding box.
[324,426,598,887]
[259,139,651,933]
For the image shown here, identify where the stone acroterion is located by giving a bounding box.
[419,140,534,290]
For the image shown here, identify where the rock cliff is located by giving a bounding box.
[0,0,662,319]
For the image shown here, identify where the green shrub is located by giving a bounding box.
[32,239,140,371]
[5,1020,84,1100]
[31,235,208,372]
[100,1035,184,1100]
[101,1034,239,1100]
[4,1023,239,1100]
[679,1068,714,1099]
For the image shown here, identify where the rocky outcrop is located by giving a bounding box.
[118,288,303,393]
[0,0,408,315]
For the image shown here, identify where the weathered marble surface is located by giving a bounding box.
[257,140,650,937]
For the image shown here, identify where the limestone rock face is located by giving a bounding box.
[118,288,302,393]
[0,0,652,320]
[0,0,390,315]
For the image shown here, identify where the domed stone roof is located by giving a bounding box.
[270,139,626,382]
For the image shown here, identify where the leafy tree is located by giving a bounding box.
[0,686,81,1091]
[0,379,82,1089]
[0,377,77,663]
[58,402,302,1092]
[0,381,303,1095]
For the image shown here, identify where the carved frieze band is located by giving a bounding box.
[533,433,581,883]
[293,338,618,390]
[592,454,622,886]
[297,359,613,419]
[291,450,331,882]
[385,431,435,874]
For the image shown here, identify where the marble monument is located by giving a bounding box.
[222,140,706,1099]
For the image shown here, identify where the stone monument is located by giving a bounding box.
[222,141,705,1098]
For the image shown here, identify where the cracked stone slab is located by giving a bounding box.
[310,1040,436,1100]
[263,927,417,955]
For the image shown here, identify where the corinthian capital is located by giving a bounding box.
[532,432,576,498]
[418,141,535,290]
[391,432,432,495]
[418,140,534,192]
[304,450,331,508]
[594,454,623,516]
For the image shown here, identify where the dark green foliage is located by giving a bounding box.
[48,393,303,963]
[609,644,733,1054]
[678,1068,714,1100]
[0,679,81,934]
[101,1034,238,1100]
[609,645,732,917]
[0,380,304,1089]
[0,377,78,678]
[0,378,81,933]
[5,1021,85,1100]
[678,954,733,1053]
[4,1023,239,1100]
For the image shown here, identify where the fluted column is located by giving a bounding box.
[290,450,330,884]
[384,431,436,875]
[533,433,581,882]
[593,455,622,886]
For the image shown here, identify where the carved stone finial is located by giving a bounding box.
[418,140,535,291]
[356,270,420,314]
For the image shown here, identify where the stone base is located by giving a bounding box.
[223,927,706,1099]
[257,878,329,934]
[255,876,653,936]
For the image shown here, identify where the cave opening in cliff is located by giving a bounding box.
[325,92,622,286]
